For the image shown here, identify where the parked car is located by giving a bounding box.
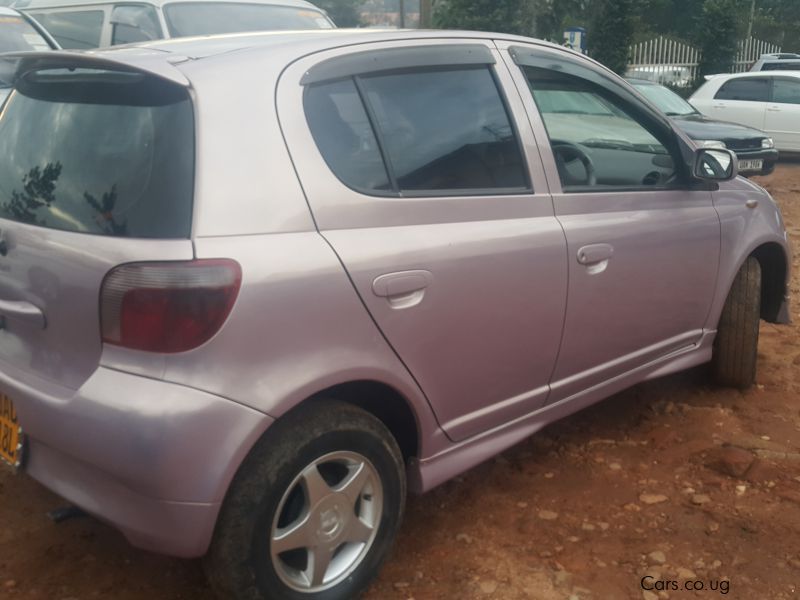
[624,64,692,88]
[0,6,58,104]
[628,78,778,176]
[690,71,800,152]
[0,31,791,600]
[751,52,800,71]
[10,0,334,48]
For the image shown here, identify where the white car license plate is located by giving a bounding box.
[738,159,763,172]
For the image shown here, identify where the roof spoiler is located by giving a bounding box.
[0,49,190,87]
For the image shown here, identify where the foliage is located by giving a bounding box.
[434,0,535,36]
[695,0,741,81]
[588,0,635,74]
[313,0,365,27]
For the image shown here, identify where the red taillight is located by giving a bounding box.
[100,259,242,353]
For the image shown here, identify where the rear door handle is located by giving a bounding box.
[372,270,432,309]
[767,104,782,112]
[577,244,614,265]
[0,299,45,329]
[372,270,432,297]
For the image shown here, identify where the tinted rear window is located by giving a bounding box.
[0,69,194,238]
[714,77,770,101]
[762,62,800,71]
[164,2,333,37]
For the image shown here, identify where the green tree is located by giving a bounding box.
[313,0,364,27]
[434,0,534,36]
[695,0,740,82]
[588,0,635,74]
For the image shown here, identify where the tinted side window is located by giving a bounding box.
[772,79,800,104]
[305,66,529,196]
[360,67,528,193]
[715,78,770,101]
[30,10,104,49]
[522,66,675,192]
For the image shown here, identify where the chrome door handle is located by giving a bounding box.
[577,244,614,265]
[0,299,45,329]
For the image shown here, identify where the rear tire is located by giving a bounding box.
[712,256,761,389]
[205,400,406,600]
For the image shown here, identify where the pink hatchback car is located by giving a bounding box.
[0,30,791,599]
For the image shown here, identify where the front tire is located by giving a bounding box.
[206,400,406,600]
[712,256,762,389]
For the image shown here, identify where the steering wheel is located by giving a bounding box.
[551,142,597,187]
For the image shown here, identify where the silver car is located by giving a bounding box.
[0,30,792,600]
[11,0,334,48]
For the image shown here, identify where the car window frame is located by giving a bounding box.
[506,44,693,194]
[301,44,533,199]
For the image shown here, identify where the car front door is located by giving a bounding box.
[501,42,721,403]
[765,76,800,151]
[277,40,568,442]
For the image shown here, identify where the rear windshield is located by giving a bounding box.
[762,61,800,71]
[0,13,52,53]
[0,69,194,238]
[164,2,334,37]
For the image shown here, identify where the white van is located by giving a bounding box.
[11,0,334,48]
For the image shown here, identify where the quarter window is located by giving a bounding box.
[714,78,770,102]
[30,10,104,49]
[522,66,676,191]
[305,66,529,196]
[772,79,800,105]
[305,79,391,193]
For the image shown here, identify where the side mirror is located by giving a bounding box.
[693,148,737,181]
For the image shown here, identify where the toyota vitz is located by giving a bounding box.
[0,31,792,600]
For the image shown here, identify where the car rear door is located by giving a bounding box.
[764,76,800,151]
[0,59,195,393]
[707,76,770,130]
[277,40,568,442]
[500,42,720,403]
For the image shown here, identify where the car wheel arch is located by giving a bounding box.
[750,242,789,323]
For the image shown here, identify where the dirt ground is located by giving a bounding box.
[1,164,799,600]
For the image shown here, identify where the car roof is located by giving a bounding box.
[0,6,23,14]
[625,78,658,85]
[713,70,800,80]
[0,29,604,89]
[11,0,322,10]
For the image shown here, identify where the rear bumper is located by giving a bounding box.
[0,364,273,557]
[734,148,779,175]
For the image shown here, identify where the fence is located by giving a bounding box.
[627,35,781,89]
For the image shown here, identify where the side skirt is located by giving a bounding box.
[407,330,716,494]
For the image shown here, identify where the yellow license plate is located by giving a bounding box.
[0,394,23,468]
